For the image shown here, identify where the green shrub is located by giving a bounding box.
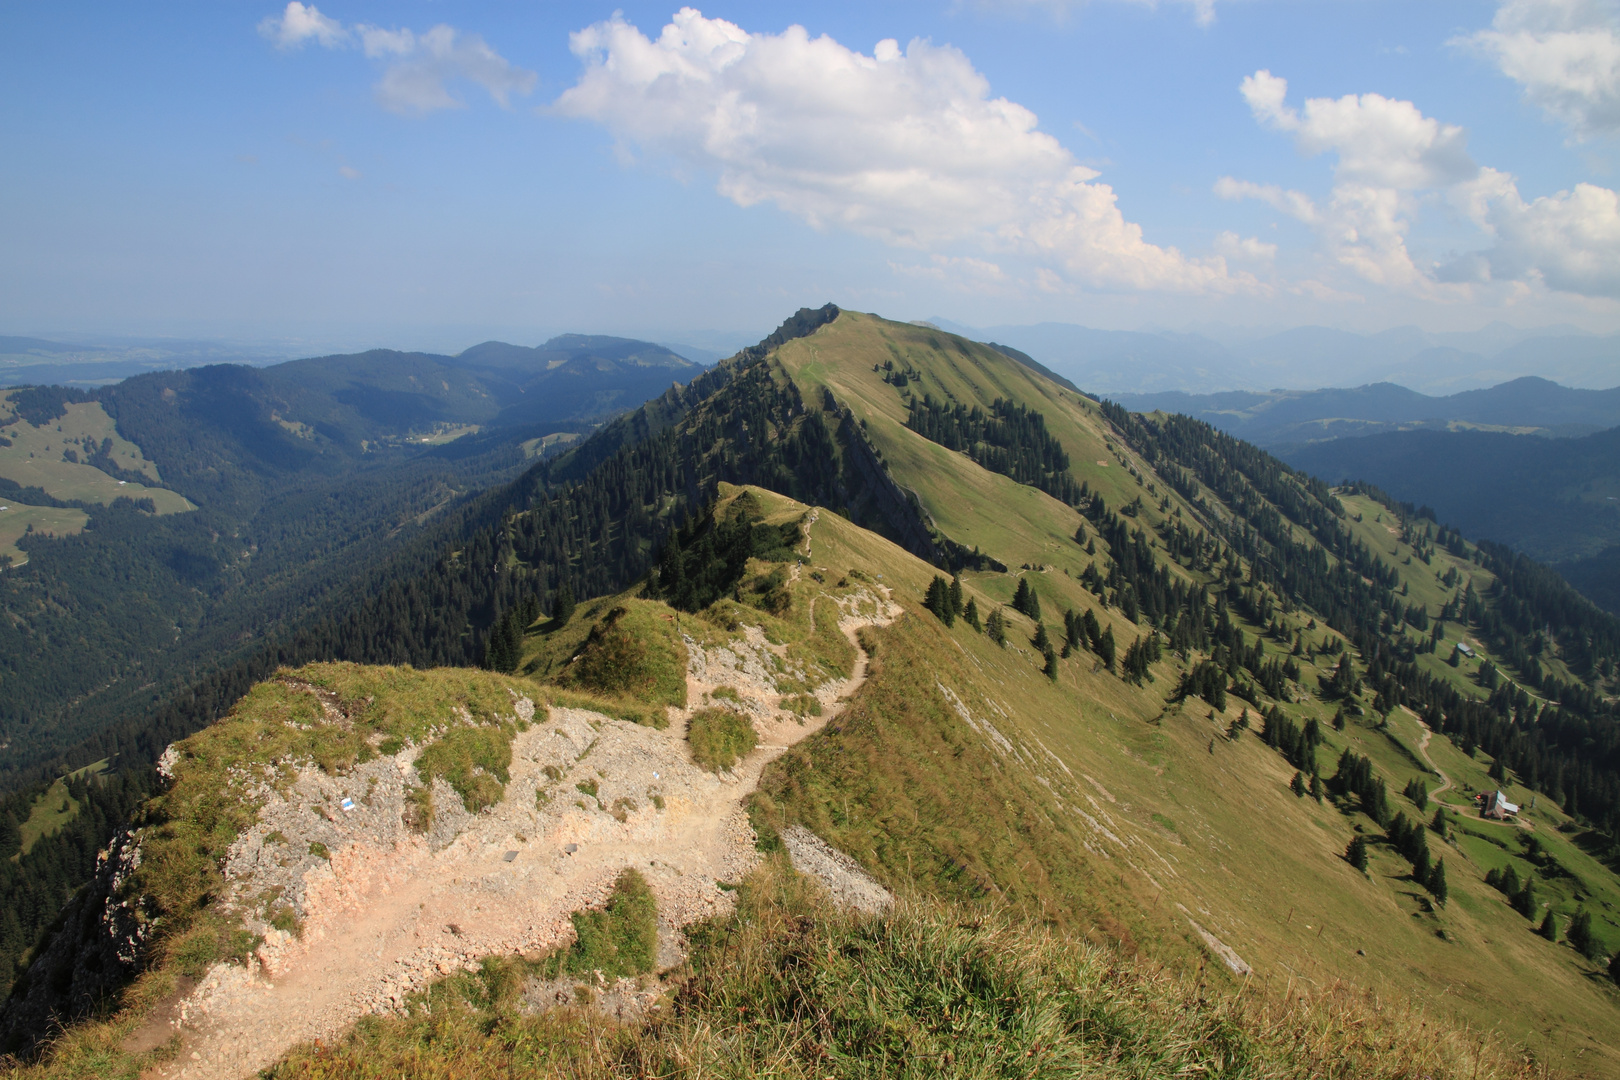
[688,708,759,772]
[413,724,513,814]
[779,693,823,718]
[565,610,652,696]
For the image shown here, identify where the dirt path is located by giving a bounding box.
[148,577,898,1080]
[1413,719,1453,800]
[1411,713,1531,831]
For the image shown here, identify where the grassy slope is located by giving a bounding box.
[0,394,193,512]
[15,761,109,857]
[768,312,1620,1073]
[0,506,89,567]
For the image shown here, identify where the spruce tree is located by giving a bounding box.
[986,607,1007,647]
[1412,839,1431,885]
[1428,858,1448,905]
[925,576,954,625]
[1346,834,1369,871]
[1430,806,1448,835]
[1513,877,1537,919]
[1012,577,1032,617]
[1290,772,1306,797]
[1032,622,1050,651]
[552,585,576,627]
[948,575,964,618]
[1538,909,1559,941]
[1569,909,1599,960]
[963,597,981,632]
[1099,625,1117,672]
[1043,644,1059,681]
[1310,772,1324,802]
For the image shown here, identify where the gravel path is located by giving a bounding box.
[150,582,898,1080]
[1412,713,1532,831]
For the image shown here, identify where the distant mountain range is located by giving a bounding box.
[1280,425,1620,616]
[270,334,704,435]
[0,333,721,391]
[1107,376,1620,447]
[929,318,1620,395]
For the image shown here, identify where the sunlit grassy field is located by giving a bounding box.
[0,393,192,514]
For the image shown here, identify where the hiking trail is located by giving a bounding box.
[142,576,898,1080]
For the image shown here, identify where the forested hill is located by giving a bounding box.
[0,330,709,781]
[1280,425,1620,616]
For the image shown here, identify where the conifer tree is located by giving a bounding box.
[1569,909,1600,960]
[552,585,576,627]
[1538,909,1559,941]
[1099,625,1117,672]
[1412,838,1431,885]
[1290,772,1306,797]
[1043,644,1059,681]
[1513,877,1537,919]
[1428,858,1448,905]
[1310,772,1324,802]
[925,576,955,626]
[1346,834,1369,871]
[1608,951,1620,987]
[1430,806,1448,836]
[1012,577,1032,617]
[986,606,1007,647]
[963,597,981,632]
[948,575,964,618]
[1033,621,1050,651]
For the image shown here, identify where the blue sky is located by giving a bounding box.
[5,1,1620,352]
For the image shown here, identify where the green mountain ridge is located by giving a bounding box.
[6,307,1620,1077]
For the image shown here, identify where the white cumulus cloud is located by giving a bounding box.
[256,5,534,114]
[258,2,347,49]
[1239,70,1476,190]
[552,8,1247,294]
[1213,231,1277,262]
[1459,0,1620,139]
[1223,68,1620,300]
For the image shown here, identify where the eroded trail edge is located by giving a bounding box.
[151,586,899,1080]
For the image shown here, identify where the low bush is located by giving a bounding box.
[687,709,758,773]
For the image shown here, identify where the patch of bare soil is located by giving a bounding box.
[147,584,898,1080]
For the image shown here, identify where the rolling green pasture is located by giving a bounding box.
[0,393,193,515]
[0,504,90,565]
[17,760,109,856]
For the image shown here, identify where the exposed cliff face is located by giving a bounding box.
[0,827,151,1055]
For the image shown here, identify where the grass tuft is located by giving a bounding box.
[686,709,758,773]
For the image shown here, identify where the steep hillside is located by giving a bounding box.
[0,488,1555,1080]
[0,330,706,776]
[8,307,1620,1077]
[1280,426,1620,569]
